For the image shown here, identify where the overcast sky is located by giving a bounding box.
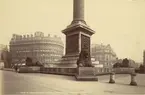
[0,0,145,62]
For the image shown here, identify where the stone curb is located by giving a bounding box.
[2,68,14,71]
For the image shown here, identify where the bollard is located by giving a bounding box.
[109,72,115,83]
[130,73,137,86]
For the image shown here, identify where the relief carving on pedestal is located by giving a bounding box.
[81,34,90,53]
[77,34,93,67]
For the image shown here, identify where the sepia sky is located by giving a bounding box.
[0,0,145,62]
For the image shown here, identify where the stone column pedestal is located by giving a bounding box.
[130,73,137,86]
[109,72,115,83]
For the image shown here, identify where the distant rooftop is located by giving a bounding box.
[92,43,112,50]
[11,31,62,40]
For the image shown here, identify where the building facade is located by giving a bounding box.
[143,50,145,66]
[0,45,5,69]
[9,31,64,65]
[0,44,10,68]
[91,44,117,67]
[0,44,7,61]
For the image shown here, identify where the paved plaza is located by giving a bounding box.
[0,70,145,95]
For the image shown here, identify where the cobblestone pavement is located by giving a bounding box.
[0,70,145,95]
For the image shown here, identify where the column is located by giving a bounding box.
[73,0,84,21]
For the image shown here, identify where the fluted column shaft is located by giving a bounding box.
[73,0,84,21]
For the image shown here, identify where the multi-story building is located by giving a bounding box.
[91,44,117,67]
[143,50,145,66]
[9,31,64,65]
[0,44,9,68]
[0,44,7,61]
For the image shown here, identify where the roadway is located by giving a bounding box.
[0,70,145,95]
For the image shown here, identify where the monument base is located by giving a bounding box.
[17,66,41,73]
[75,67,98,81]
[56,54,79,67]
